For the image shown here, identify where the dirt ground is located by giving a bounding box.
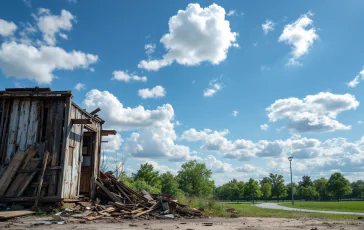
[0,216,363,230]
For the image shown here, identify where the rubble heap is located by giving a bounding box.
[87,171,203,220]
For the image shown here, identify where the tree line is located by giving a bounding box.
[216,173,364,202]
[108,160,364,202]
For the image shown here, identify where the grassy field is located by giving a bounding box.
[279,201,364,212]
[220,202,363,220]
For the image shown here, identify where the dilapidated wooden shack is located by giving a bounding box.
[0,87,116,203]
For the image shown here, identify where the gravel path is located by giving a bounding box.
[255,202,364,215]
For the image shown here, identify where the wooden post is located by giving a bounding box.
[34,151,49,206]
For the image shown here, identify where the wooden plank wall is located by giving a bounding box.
[62,104,85,199]
[0,97,67,198]
[61,103,102,199]
[2,99,40,163]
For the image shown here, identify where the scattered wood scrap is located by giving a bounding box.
[0,210,35,220]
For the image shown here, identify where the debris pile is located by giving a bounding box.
[44,171,202,222]
[92,171,202,219]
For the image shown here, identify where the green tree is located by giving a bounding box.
[358,184,364,198]
[160,172,182,196]
[132,163,160,188]
[327,172,352,201]
[259,177,271,186]
[268,173,287,202]
[261,182,272,201]
[286,182,298,197]
[128,180,161,194]
[177,160,215,196]
[298,175,313,188]
[244,178,262,203]
[215,180,245,201]
[297,186,318,201]
[351,180,364,198]
[313,178,328,200]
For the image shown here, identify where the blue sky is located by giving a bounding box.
[1,0,364,185]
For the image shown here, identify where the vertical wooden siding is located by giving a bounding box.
[62,104,86,199]
[0,98,67,198]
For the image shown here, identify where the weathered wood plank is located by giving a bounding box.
[26,100,40,147]
[71,119,92,124]
[62,101,75,199]
[21,145,37,170]
[70,108,83,198]
[16,100,31,151]
[95,180,119,202]
[90,107,101,115]
[58,97,71,198]
[0,210,35,220]
[34,151,49,206]
[6,99,20,163]
[0,150,27,196]
[0,99,5,141]
[48,100,64,196]
[101,130,117,136]
[5,158,41,197]
[0,99,11,165]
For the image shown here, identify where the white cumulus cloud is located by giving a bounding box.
[83,89,195,161]
[102,134,124,152]
[0,41,98,84]
[262,20,275,35]
[0,19,17,37]
[204,155,233,173]
[36,8,75,45]
[138,3,238,71]
[74,82,85,91]
[138,85,166,99]
[278,12,318,65]
[112,70,147,83]
[266,92,359,133]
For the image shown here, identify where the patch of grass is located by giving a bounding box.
[223,202,363,220]
[279,201,364,212]
[176,196,228,216]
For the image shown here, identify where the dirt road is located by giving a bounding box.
[1,216,363,230]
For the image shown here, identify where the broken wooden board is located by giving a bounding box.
[34,152,49,206]
[0,151,27,196]
[95,180,120,202]
[21,146,37,170]
[0,210,36,220]
[5,158,41,197]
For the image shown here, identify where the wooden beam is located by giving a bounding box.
[34,151,49,206]
[72,118,92,125]
[0,210,36,220]
[95,180,120,202]
[0,150,27,196]
[85,124,97,132]
[101,130,117,136]
[0,196,63,202]
[5,87,51,92]
[17,166,61,173]
[90,107,101,115]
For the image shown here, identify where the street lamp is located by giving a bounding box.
[288,157,294,205]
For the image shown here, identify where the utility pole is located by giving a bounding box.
[288,156,294,205]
